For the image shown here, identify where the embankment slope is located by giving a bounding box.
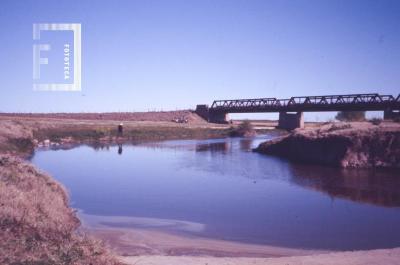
[255,122,400,168]
[0,154,122,264]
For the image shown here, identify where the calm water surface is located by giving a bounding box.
[31,134,400,251]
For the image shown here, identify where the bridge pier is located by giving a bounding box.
[209,111,228,123]
[278,112,304,130]
[384,109,400,120]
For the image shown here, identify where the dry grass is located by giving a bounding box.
[0,110,206,123]
[0,155,123,264]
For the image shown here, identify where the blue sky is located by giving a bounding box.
[0,0,399,120]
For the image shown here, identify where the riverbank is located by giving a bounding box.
[0,154,122,264]
[255,121,400,168]
[121,247,400,265]
[78,212,322,257]
[1,115,400,264]
[0,114,231,158]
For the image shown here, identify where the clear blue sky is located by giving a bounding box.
[0,0,399,120]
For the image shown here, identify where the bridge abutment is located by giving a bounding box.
[195,104,228,123]
[278,112,304,130]
[384,109,400,120]
[195,104,210,121]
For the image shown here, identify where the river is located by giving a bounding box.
[31,134,400,251]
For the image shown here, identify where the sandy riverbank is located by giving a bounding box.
[78,212,400,265]
[78,213,323,257]
[121,247,400,265]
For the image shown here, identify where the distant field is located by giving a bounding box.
[0,110,206,123]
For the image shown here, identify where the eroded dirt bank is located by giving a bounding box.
[0,155,122,264]
[255,122,400,168]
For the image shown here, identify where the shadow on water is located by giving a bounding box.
[195,141,230,153]
[289,163,400,207]
[183,137,400,208]
[194,138,253,153]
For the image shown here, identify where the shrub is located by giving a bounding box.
[7,138,34,153]
[335,111,366,122]
[230,120,256,137]
[370,118,383,126]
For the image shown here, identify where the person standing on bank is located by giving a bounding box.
[118,123,123,136]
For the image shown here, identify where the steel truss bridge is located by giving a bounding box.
[209,93,400,113]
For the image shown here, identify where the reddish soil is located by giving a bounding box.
[255,122,400,168]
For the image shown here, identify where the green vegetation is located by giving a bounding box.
[33,126,232,144]
[229,120,256,137]
[370,118,383,126]
[335,111,366,122]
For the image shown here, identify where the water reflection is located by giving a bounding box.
[290,164,400,207]
[194,138,257,153]
[195,142,229,153]
[40,137,400,208]
[239,138,253,151]
[31,135,400,250]
[189,138,400,207]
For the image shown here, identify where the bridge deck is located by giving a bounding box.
[209,93,400,113]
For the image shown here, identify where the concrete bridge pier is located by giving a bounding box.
[384,109,400,120]
[278,112,304,130]
[209,111,229,123]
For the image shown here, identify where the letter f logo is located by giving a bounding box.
[33,44,50,79]
[33,24,51,80]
